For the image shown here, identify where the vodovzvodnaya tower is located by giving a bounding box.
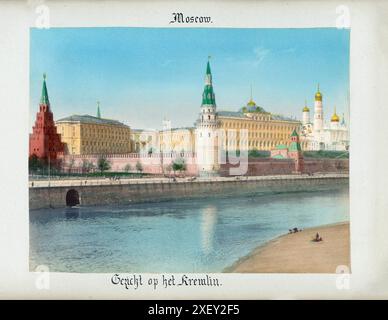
[195,59,220,176]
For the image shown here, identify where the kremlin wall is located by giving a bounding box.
[29,60,349,178]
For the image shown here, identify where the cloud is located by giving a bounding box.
[252,46,270,67]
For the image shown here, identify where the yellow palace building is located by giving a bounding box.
[56,107,132,155]
[217,97,305,152]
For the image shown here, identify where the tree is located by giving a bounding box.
[97,156,111,173]
[29,154,43,174]
[172,158,186,175]
[248,149,270,158]
[124,163,132,173]
[135,161,143,175]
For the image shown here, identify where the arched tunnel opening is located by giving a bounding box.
[66,189,80,207]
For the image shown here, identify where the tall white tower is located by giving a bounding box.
[302,100,310,125]
[195,59,220,176]
[313,84,324,131]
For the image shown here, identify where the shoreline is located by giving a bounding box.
[225,221,350,273]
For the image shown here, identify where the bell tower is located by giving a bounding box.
[313,84,324,132]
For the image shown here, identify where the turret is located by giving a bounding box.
[288,129,304,173]
[29,73,64,161]
[195,58,220,176]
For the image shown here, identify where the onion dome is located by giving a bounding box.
[247,98,256,107]
[331,107,340,122]
[315,84,322,101]
[303,100,310,112]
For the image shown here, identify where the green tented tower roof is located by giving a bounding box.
[40,73,50,106]
[201,59,216,106]
[289,141,302,152]
[97,101,101,118]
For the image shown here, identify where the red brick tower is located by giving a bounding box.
[29,74,64,161]
[288,129,304,173]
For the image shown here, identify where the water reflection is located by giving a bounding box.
[200,205,218,254]
[65,207,80,219]
[30,187,349,273]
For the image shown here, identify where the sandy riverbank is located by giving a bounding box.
[226,222,350,273]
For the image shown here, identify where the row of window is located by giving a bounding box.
[82,141,128,148]
[223,141,309,148]
[81,146,130,153]
[222,121,297,132]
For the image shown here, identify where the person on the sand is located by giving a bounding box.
[315,232,322,242]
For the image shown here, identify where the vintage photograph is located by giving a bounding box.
[28,27,350,273]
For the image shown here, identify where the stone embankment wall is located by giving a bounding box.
[29,174,349,210]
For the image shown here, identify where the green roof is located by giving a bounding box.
[202,60,216,106]
[241,105,268,113]
[289,141,302,152]
[56,114,129,127]
[273,154,285,159]
[206,60,212,75]
[291,129,299,137]
[272,114,299,122]
[217,111,246,118]
[202,84,216,105]
[275,144,288,150]
[40,73,50,106]
[97,102,101,118]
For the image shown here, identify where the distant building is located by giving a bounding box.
[217,104,303,151]
[159,127,196,153]
[56,109,132,155]
[300,85,349,151]
[270,129,304,172]
[193,59,303,175]
[29,74,64,161]
[130,129,159,153]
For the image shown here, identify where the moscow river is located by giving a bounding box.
[30,185,349,273]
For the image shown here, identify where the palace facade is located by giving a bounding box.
[217,103,303,152]
[56,113,132,155]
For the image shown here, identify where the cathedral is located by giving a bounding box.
[300,85,349,151]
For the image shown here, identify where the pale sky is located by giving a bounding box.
[30,27,350,130]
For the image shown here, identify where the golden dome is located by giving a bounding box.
[331,108,340,122]
[315,84,322,101]
[247,99,256,107]
[303,106,310,112]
